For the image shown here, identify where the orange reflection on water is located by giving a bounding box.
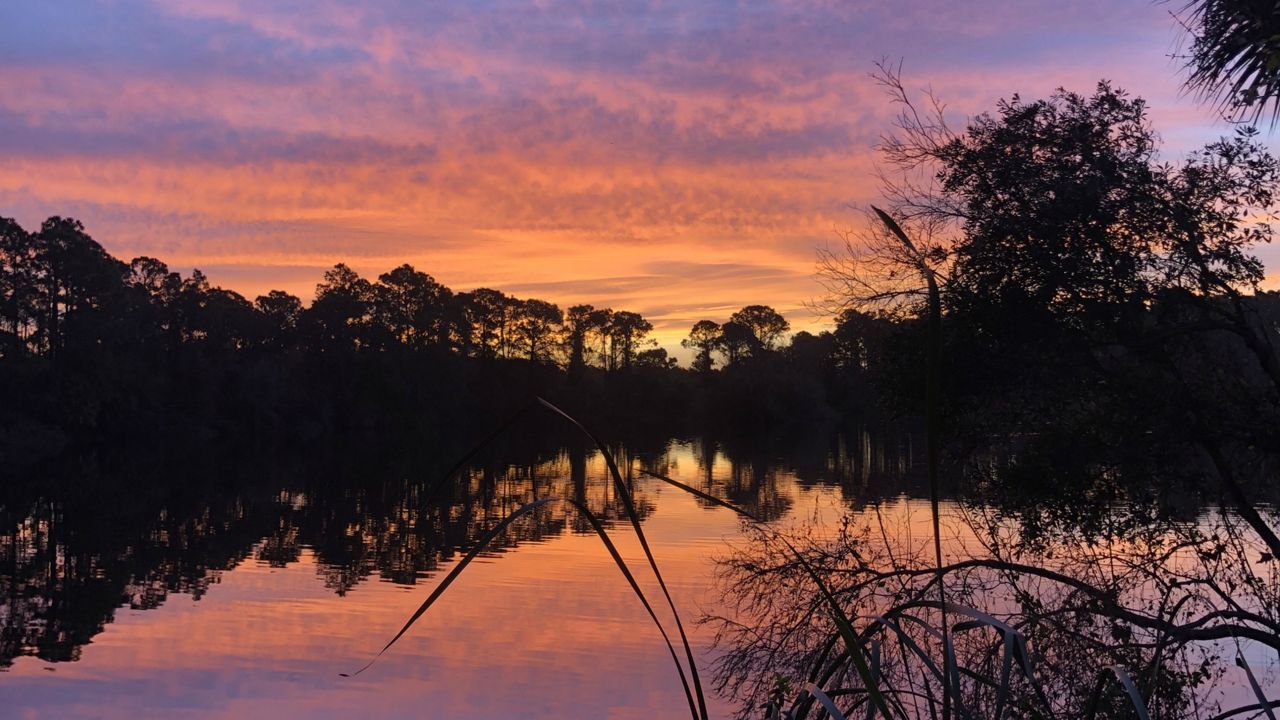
[7,443,872,719]
[27,435,1256,718]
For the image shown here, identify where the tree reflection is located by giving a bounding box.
[0,436,667,667]
[0,427,926,671]
[709,454,1280,720]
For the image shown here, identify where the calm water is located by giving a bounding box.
[6,433,1275,718]
[1,432,922,719]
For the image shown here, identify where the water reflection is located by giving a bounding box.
[14,427,1267,719]
[0,429,920,675]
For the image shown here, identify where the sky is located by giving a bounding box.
[0,0,1273,353]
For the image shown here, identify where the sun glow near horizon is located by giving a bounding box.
[2,0,1276,357]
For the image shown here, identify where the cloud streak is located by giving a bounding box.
[1,0,1267,355]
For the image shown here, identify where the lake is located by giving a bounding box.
[1,429,923,719]
[3,428,1274,718]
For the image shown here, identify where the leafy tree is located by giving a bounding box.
[1174,0,1280,124]
[606,310,652,370]
[927,83,1278,398]
[512,298,563,363]
[373,264,450,350]
[304,263,375,351]
[564,304,609,379]
[586,307,614,367]
[0,217,35,353]
[255,290,303,347]
[32,216,128,357]
[195,286,259,351]
[784,330,834,372]
[729,305,790,350]
[459,288,513,359]
[166,269,258,350]
[830,309,890,373]
[124,257,182,349]
[173,268,212,343]
[682,319,721,373]
[716,320,755,366]
[829,67,1280,516]
[438,292,474,355]
[127,257,181,304]
[853,72,1277,359]
[635,347,677,369]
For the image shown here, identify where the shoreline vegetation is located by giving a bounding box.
[342,68,1280,719]
[0,213,908,468]
[8,3,1280,716]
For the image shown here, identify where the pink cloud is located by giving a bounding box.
[0,0,1266,355]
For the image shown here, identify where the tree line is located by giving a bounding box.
[0,215,910,466]
[0,218,666,369]
[709,12,1280,714]
[0,215,861,373]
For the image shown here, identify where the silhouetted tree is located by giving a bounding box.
[460,288,512,359]
[1174,0,1280,124]
[682,319,721,373]
[373,264,450,350]
[785,330,834,372]
[0,212,859,460]
[729,305,790,351]
[564,304,600,380]
[716,320,755,366]
[304,264,374,351]
[860,72,1277,323]
[0,217,35,354]
[198,287,259,351]
[839,71,1278,386]
[255,290,303,347]
[831,309,890,373]
[127,257,180,304]
[32,217,127,357]
[439,292,473,355]
[822,67,1280,532]
[606,310,652,370]
[512,298,563,363]
[634,347,677,369]
[586,307,614,367]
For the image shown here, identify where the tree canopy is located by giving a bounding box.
[1174,0,1280,125]
[839,71,1278,339]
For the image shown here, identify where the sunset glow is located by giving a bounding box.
[3,1,1269,350]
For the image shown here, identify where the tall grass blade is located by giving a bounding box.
[1209,700,1280,720]
[342,497,558,677]
[793,645,848,720]
[941,634,971,720]
[865,615,946,683]
[637,467,896,719]
[343,495,705,720]
[536,398,709,720]
[803,681,851,720]
[564,498,702,720]
[792,635,848,720]
[1142,593,1193,698]
[991,630,1015,720]
[1236,653,1278,720]
[1084,665,1150,720]
[871,206,949,720]
[866,639,881,720]
[808,633,843,686]
[892,601,1055,719]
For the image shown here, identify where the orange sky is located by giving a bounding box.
[1,1,1275,353]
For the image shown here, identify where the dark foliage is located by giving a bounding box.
[1174,0,1280,125]
[0,219,899,466]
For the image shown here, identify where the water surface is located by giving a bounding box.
[2,432,918,718]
